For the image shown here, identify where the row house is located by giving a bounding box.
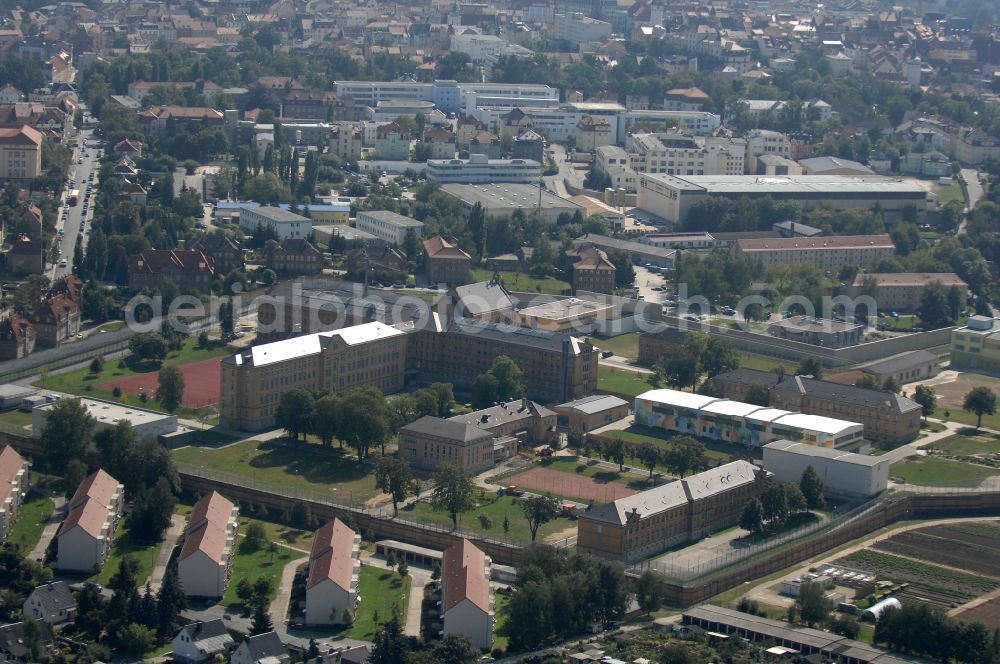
[127,248,216,293]
[0,446,29,541]
[56,469,124,572]
[305,519,361,625]
[178,491,239,598]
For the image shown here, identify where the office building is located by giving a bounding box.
[710,369,920,445]
[32,397,178,442]
[849,272,968,313]
[950,316,1000,373]
[219,321,408,431]
[355,210,424,246]
[732,235,896,272]
[330,80,558,114]
[763,440,889,498]
[554,13,612,48]
[634,388,864,448]
[438,183,583,222]
[625,132,746,176]
[240,206,312,241]
[427,154,541,183]
[577,460,768,561]
[637,174,929,224]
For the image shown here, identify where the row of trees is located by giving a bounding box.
[648,332,741,392]
[740,468,825,536]
[875,603,1000,664]
[573,435,707,479]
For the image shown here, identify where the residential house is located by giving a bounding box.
[849,272,967,313]
[441,539,494,650]
[0,315,36,359]
[19,203,42,240]
[375,122,410,160]
[188,232,244,274]
[231,632,289,664]
[328,123,363,160]
[0,621,54,662]
[118,179,147,204]
[423,127,457,159]
[0,85,22,104]
[468,131,502,159]
[6,237,41,275]
[664,87,709,112]
[30,294,80,347]
[112,156,138,179]
[0,125,42,179]
[127,249,215,293]
[0,445,29,541]
[424,236,471,286]
[265,238,323,276]
[575,116,613,152]
[22,582,75,625]
[137,105,225,135]
[172,619,236,664]
[112,138,143,157]
[56,469,124,572]
[456,116,487,147]
[305,519,361,626]
[178,491,239,598]
[345,245,407,278]
[511,129,544,162]
[49,274,83,303]
[568,244,616,294]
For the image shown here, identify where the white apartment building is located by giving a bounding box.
[955,128,1000,165]
[331,80,558,114]
[426,154,541,183]
[625,132,746,176]
[240,206,312,240]
[305,519,361,626]
[745,129,792,173]
[450,30,511,64]
[554,12,612,48]
[355,210,425,246]
[595,146,638,191]
[619,110,721,141]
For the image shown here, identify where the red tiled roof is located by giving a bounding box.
[737,234,895,252]
[0,125,41,146]
[127,249,215,277]
[306,518,357,591]
[62,469,121,539]
[0,445,26,488]
[423,235,470,260]
[179,491,236,563]
[441,539,490,614]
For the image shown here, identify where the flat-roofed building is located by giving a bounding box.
[950,315,1000,373]
[355,210,424,247]
[733,235,896,272]
[711,368,920,446]
[220,321,407,431]
[577,460,768,561]
[178,491,239,598]
[634,388,864,448]
[32,397,178,442]
[0,445,29,541]
[517,298,615,332]
[554,394,629,433]
[849,272,967,313]
[763,440,889,498]
[305,518,360,626]
[637,173,929,224]
[239,206,312,241]
[767,316,865,348]
[441,539,494,650]
[572,233,674,268]
[427,154,541,184]
[56,470,124,572]
[439,183,584,222]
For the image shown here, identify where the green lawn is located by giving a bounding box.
[400,495,570,543]
[597,367,650,397]
[90,521,160,587]
[493,593,511,653]
[739,352,798,374]
[172,439,378,505]
[0,409,33,428]
[890,457,998,486]
[470,268,570,295]
[238,514,315,552]
[600,426,738,463]
[542,458,655,490]
[937,179,965,207]
[590,332,640,361]
[346,565,411,640]
[932,407,1000,432]
[222,534,298,609]
[34,337,233,418]
[92,320,125,334]
[930,433,1000,456]
[6,494,54,552]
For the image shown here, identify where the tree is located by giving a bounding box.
[369,616,407,664]
[430,463,476,529]
[116,622,156,655]
[128,333,167,365]
[249,603,273,635]
[702,336,740,377]
[913,385,937,421]
[963,386,998,429]
[882,376,901,394]
[784,483,807,514]
[339,389,392,460]
[73,234,84,275]
[471,373,500,409]
[63,459,87,499]
[917,281,954,330]
[796,356,823,379]
[244,521,267,549]
[795,581,833,627]
[760,481,789,527]
[744,384,770,407]
[155,365,185,413]
[659,350,700,391]
[397,559,407,577]
[602,438,627,472]
[274,389,315,441]
[219,299,235,337]
[40,398,96,472]
[129,478,177,543]
[311,394,341,446]
[472,355,524,407]
[374,457,417,516]
[635,569,664,614]
[740,498,764,534]
[156,563,186,638]
[521,494,559,541]
[636,443,660,479]
[434,634,479,664]
[664,438,705,478]
[800,466,825,510]
[855,374,882,391]
[12,275,49,317]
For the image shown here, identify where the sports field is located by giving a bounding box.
[98,356,222,407]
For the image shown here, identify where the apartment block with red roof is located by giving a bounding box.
[178,491,239,598]
[127,248,215,293]
[423,235,471,286]
[0,446,30,541]
[304,518,361,626]
[0,125,41,179]
[441,539,494,650]
[31,293,80,347]
[56,470,124,572]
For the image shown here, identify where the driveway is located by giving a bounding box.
[270,555,308,627]
[30,495,65,561]
[148,515,186,591]
[959,168,983,234]
[878,418,964,463]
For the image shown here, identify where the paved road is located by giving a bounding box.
[598,355,652,374]
[51,117,100,280]
[403,566,431,637]
[148,515,186,591]
[958,168,983,234]
[878,418,965,463]
[29,494,65,561]
[270,555,308,628]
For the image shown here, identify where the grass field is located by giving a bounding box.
[600,426,738,463]
[400,495,570,543]
[928,373,1000,431]
[90,522,160,587]
[590,332,640,361]
[34,337,232,418]
[222,535,298,609]
[739,352,799,374]
[6,494,54,552]
[93,320,125,333]
[542,458,653,489]
[597,367,650,397]
[172,439,379,505]
[890,457,998,486]
[936,179,966,207]
[0,409,33,428]
[471,268,570,296]
[347,565,411,640]
[930,432,1000,456]
[493,593,511,652]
